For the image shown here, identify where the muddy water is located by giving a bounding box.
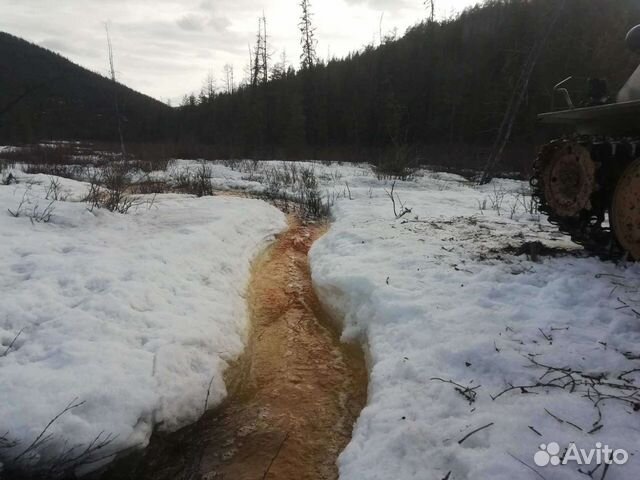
[100,218,367,480]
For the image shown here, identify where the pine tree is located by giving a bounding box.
[299,0,317,70]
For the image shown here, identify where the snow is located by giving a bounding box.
[0,173,286,471]
[309,167,640,479]
[3,157,640,479]
[152,160,266,193]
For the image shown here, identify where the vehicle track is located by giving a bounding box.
[100,217,367,480]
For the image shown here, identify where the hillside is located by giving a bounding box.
[179,0,640,171]
[0,32,174,144]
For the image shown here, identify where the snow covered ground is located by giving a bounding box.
[308,167,640,479]
[0,170,286,472]
[3,156,640,479]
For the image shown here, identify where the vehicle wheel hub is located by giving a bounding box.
[541,143,597,217]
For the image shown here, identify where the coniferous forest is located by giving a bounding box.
[2,0,640,173]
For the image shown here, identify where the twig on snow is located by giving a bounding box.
[431,377,480,404]
[507,452,547,480]
[2,328,24,357]
[528,426,542,436]
[203,375,216,415]
[457,422,494,445]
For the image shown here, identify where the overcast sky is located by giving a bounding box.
[0,0,481,104]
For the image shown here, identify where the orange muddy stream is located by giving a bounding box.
[100,218,368,480]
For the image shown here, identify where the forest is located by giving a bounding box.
[175,0,640,172]
[0,32,173,144]
[2,0,640,174]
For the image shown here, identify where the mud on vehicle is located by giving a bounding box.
[532,25,640,260]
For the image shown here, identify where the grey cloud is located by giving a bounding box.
[177,14,208,31]
[175,12,231,32]
[208,16,231,31]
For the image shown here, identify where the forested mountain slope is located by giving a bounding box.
[0,32,173,144]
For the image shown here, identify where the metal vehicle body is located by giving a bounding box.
[532,25,640,259]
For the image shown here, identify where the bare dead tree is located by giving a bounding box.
[424,0,435,23]
[261,13,269,84]
[223,63,235,94]
[251,15,270,87]
[201,71,216,102]
[299,0,318,70]
[479,1,566,184]
[251,19,261,86]
[104,23,126,158]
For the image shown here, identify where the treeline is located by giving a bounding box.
[2,0,640,174]
[0,32,173,144]
[177,0,640,172]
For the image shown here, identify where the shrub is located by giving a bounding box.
[44,177,69,201]
[193,162,214,197]
[130,179,170,195]
[2,170,17,186]
[1,143,76,166]
[374,144,416,181]
[0,398,117,480]
[170,162,214,197]
[84,163,139,214]
[7,183,55,223]
[296,166,331,219]
[258,163,332,220]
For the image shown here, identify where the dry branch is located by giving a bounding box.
[2,328,24,357]
[13,398,86,463]
[262,432,289,480]
[384,181,412,219]
[458,422,494,445]
[431,377,480,404]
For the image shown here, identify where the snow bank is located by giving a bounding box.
[310,169,640,479]
[0,175,286,469]
[162,160,266,193]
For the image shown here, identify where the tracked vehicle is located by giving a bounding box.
[532,25,640,259]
